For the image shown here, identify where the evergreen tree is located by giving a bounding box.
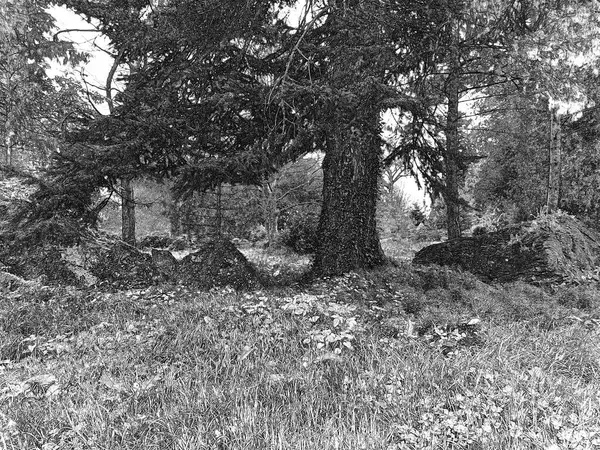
[53,0,429,275]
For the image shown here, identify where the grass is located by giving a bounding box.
[2,249,600,449]
[380,237,432,262]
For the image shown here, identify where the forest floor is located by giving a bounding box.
[2,244,600,449]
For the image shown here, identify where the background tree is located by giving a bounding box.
[465,0,600,228]
[561,103,600,228]
[0,0,86,171]
[256,156,322,246]
[385,0,600,238]
[0,0,111,248]
[164,156,322,244]
[469,93,550,222]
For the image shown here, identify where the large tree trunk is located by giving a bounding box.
[121,177,136,246]
[265,206,279,248]
[444,20,462,240]
[312,108,385,276]
[3,137,10,167]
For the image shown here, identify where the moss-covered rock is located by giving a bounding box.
[414,212,600,284]
[177,238,260,289]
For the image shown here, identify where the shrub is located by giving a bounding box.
[471,225,488,236]
[409,203,426,226]
[279,211,319,254]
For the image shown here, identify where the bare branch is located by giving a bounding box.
[106,49,125,114]
[53,28,99,41]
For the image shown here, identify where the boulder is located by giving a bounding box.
[0,228,261,290]
[413,213,600,283]
[177,238,261,289]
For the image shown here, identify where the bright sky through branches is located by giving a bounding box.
[48,5,115,114]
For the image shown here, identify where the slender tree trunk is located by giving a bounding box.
[547,107,561,212]
[215,183,223,238]
[444,20,462,240]
[107,51,137,246]
[3,131,12,167]
[266,210,278,247]
[265,188,278,247]
[3,69,14,167]
[121,177,136,246]
[261,181,278,247]
[312,107,385,276]
[169,200,181,236]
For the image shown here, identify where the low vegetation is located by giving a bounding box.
[2,250,600,450]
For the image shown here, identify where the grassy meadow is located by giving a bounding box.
[2,245,600,449]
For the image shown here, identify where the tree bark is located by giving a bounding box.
[261,181,279,247]
[107,50,137,246]
[121,177,136,246]
[312,107,385,276]
[265,212,278,247]
[169,200,181,236]
[265,205,278,247]
[215,183,223,238]
[3,68,14,167]
[547,107,561,212]
[3,130,12,167]
[444,18,462,240]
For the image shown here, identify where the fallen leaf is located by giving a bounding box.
[100,373,127,393]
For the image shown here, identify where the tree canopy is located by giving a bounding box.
[0,0,87,170]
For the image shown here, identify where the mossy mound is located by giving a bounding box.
[413,213,600,284]
[0,243,80,286]
[151,248,178,278]
[178,239,261,289]
[85,240,166,289]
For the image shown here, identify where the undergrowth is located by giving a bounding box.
[2,259,600,449]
